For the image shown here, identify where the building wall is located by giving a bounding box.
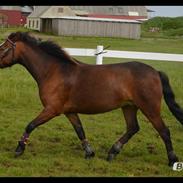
[0,9,26,25]
[52,19,59,35]
[51,18,141,39]
[0,6,21,11]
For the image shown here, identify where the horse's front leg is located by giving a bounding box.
[65,113,95,159]
[15,107,59,157]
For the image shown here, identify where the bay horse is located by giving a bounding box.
[0,32,183,166]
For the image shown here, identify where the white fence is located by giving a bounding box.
[64,45,183,64]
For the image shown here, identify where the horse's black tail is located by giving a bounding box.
[158,71,183,125]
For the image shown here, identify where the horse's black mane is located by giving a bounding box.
[8,32,77,64]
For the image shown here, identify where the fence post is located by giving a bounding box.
[96,45,103,65]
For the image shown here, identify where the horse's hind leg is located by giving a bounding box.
[143,113,178,166]
[107,105,139,161]
[65,113,95,159]
[137,92,178,166]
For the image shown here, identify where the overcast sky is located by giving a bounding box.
[146,6,183,17]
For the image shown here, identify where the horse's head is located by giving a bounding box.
[0,32,22,68]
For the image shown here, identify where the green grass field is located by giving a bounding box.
[0,27,183,177]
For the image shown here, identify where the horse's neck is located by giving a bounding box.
[18,46,59,84]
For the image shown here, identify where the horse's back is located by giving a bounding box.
[63,61,162,114]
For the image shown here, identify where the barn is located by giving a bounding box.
[0,6,33,26]
[50,17,141,39]
[27,6,149,39]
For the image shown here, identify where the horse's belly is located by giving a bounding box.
[64,70,132,114]
[64,104,120,114]
[63,95,132,114]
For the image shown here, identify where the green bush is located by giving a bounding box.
[142,16,183,38]
[142,16,183,31]
[165,27,183,36]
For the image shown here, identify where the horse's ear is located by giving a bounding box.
[8,32,21,42]
[14,32,22,41]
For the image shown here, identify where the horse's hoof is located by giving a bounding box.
[168,153,179,167]
[168,158,179,167]
[107,153,115,162]
[14,142,25,158]
[14,150,24,158]
[85,151,95,159]
[168,161,175,167]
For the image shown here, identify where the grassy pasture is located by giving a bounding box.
[0,27,182,176]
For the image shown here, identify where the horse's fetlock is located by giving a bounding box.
[110,142,122,154]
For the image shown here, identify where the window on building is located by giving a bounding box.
[128,11,139,16]
[36,20,39,28]
[118,7,124,14]
[28,20,31,28]
[109,7,113,14]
